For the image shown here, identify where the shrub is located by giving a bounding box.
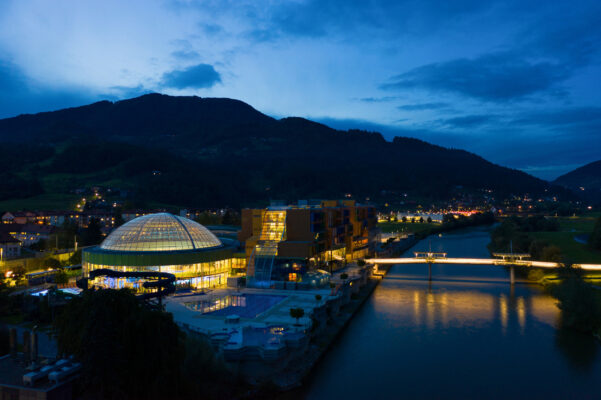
[290,308,305,325]
[590,216,601,250]
[551,266,601,333]
[541,245,562,263]
[527,269,545,281]
[43,257,62,269]
[54,270,69,285]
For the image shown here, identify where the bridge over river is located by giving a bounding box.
[366,252,601,283]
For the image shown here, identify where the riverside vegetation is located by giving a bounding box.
[489,214,601,337]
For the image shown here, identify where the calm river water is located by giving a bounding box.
[301,226,601,399]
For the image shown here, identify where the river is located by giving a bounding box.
[301,226,601,399]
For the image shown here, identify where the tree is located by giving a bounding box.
[54,270,68,284]
[69,250,82,265]
[357,259,366,267]
[418,217,424,223]
[0,328,8,356]
[427,216,432,223]
[43,257,62,269]
[340,273,349,280]
[401,216,407,223]
[81,218,103,246]
[528,240,547,260]
[221,209,241,226]
[442,214,455,224]
[590,216,601,251]
[541,245,562,263]
[290,308,305,325]
[551,265,601,333]
[54,289,185,399]
[113,211,125,228]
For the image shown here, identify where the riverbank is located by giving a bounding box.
[266,276,382,393]
[263,238,419,395]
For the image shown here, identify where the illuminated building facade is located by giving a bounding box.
[83,213,237,291]
[239,200,378,284]
[0,232,21,260]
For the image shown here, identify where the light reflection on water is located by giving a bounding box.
[302,227,601,400]
[372,278,559,333]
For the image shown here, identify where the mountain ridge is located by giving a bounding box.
[554,160,601,203]
[0,93,569,208]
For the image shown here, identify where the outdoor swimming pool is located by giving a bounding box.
[184,293,287,318]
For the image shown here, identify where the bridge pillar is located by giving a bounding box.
[510,266,515,285]
[428,263,432,281]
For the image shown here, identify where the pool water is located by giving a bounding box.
[185,293,287,318]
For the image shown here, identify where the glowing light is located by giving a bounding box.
[367,258,601,270]
[499,294,508,333]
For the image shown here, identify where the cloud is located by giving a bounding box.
[438,114,498,129]
[168,0,497,43]
[199,23,224,36]
[514,107,601,128]
[0,59,28,93]
[358,96,401,103]
[521,4,601,68]
[103,85,152,100]
[0,58,98,118]
[160,63,221,89]
[397,102,449,111]
[171,50,200,60]
[381,52,571,102]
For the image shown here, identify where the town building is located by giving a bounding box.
[82,213,242,291]
[1,211,37,225]
[0,232,21,260]
[0,223,55,247]
[395,212,444,223]
[238,200,378,286]
[34,211,77,227]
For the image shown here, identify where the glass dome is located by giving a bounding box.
[100,213,222,252]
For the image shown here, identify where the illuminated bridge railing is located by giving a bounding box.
[366,257,601,271]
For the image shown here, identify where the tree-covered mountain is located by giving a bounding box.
[554,160,601,203]
[0,93,568,208]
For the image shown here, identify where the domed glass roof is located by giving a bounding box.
[100,213,222,252]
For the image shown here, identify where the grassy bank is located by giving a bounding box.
[529,213,601,264]
[490,213,601,264]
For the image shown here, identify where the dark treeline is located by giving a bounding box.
[488,216,562,262]
[54,289,237,400]
[590,215,601,250]
[549,265,601,335]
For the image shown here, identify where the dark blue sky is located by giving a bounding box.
[1,0,600,180]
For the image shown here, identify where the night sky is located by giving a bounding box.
[1,0,600,180]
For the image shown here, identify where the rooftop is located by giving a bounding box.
[100,212,223,252]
